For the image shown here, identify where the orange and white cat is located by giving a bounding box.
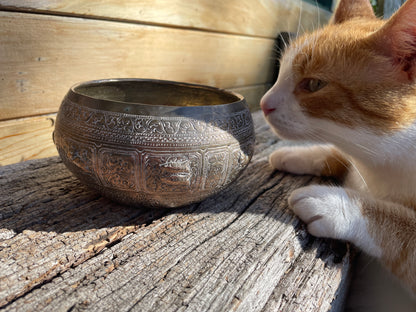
[261,0,416,293]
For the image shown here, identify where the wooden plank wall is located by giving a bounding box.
[0,0,331,166]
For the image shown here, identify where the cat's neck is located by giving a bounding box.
[311,117,416,167]
[348,157,416,208]
[326,121,416,206]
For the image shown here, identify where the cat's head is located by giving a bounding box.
[261,0,416,155]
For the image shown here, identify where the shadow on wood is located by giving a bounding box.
[0,112,352,312]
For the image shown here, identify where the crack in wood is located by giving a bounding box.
[0,112,352,311]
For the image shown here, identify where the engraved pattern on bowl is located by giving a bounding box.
[54,79,255,208]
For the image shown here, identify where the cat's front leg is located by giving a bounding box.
[270,145,349,179]
[290,185,416,293]
[289,185,382,257]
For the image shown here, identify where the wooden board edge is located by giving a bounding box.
[0,0,332,38]
[0,12,276,121]
[0,114,57,166]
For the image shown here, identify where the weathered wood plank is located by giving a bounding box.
[0,111,352,311]
[0,0,331,38]
[0,11,276,121]
[0,84,268,166]
[0,114,56,166]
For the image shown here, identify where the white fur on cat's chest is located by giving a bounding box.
[347,160,416,206]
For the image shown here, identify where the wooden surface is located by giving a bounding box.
[0,114,56,166]
[0,85,269,166]
[0,0,331,38]
[0,111,352,311]
[0,1,331,166]
[0,11,275,121]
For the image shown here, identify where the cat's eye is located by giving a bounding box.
[298,78,327,93]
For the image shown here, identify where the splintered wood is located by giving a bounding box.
[0,112,352,311]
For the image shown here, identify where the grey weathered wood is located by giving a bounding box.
[0,111,353,311]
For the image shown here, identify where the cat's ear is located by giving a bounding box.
[331,0,376,24]
[371,0,416,80]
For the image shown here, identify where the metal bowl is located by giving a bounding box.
[54,78,255,208]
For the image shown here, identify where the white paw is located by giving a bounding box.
[289,185,383,257]
[289,185,361,241]
[269,145,329,176]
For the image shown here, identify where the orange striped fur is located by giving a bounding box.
[261,0,416,294]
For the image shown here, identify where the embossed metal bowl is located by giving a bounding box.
[54,79,255,208]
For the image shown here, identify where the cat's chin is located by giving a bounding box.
[264,109,312,141]
[268,124,306,141]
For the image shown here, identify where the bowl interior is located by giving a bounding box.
[73,80,240,107]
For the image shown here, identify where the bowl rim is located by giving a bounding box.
[67,78,245,113]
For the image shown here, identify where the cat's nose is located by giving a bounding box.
[260,97,276,116]
[262,106,276,116]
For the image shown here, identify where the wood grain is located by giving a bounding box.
[0,11,276,121]
[0,84,269,166]
[0,111,352,311]
[0,114,56,166]
[0,0,331,38]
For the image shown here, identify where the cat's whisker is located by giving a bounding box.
[267,54,279,62]
[314,0,321,33]
[265,0,416,295]
[348,160,369,190]
[296,0,301,38]
[282,35,290,50]
[296,0,304,39]
[297,130,371,190]
[309,133,372,189]
[298,23,306,38]
[309,123,379,159]
[348,139,379,158]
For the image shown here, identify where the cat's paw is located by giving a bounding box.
[289,185,382,257]
[289,185,361,240]
[269,146,315,175]
[269,145,334,176]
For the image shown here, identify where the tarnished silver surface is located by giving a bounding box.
[54,79,255,208]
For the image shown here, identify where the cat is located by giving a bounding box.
[260,0,416,294]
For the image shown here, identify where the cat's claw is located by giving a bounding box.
[289,185,360,241]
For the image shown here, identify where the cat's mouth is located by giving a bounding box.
[262,106,276,116]
[267,116,305,140]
